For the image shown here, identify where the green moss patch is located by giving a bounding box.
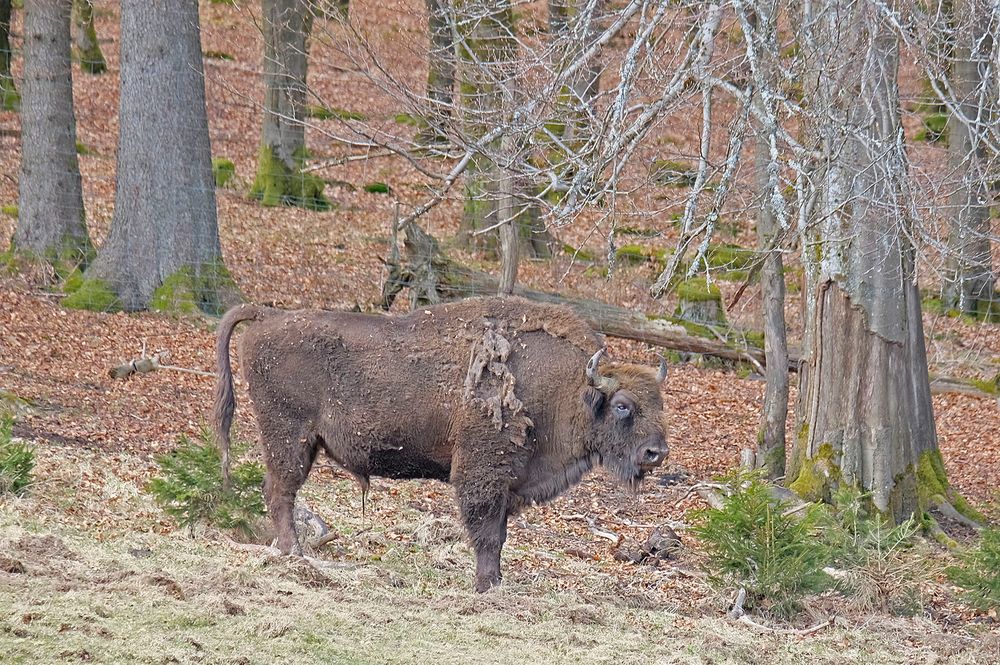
[650,159,697,187]
[75,141,94,156]
[915,112,947,143]
[916,449,986,525]
[150,270,201,315]
[562,243,596,262]
[204,50,234,61]
[393,112,421,126]
[1,203,17,217]
[250,145,329,211]
[307,105,366,121]
[788,443,839,502]
[706,244,755,271]
[614,244,666,266]
[212,157,236,188]
[1,75,20,112]
[364,182,391,194]
[62,277,120,311]
[151,262,241,316]
[675,277,722,304]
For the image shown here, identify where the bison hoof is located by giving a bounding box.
[474,574,501,593]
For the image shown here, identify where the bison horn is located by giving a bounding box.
[656,357,668,384]
[586,349,618,393]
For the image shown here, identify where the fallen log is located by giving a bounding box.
[380,221,776,366]
[379,222,996,399]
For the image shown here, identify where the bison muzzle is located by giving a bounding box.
[213,297,668,592]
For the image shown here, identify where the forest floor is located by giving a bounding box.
[2,1,1000,663]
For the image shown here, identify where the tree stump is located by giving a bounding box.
[674,277,725,325]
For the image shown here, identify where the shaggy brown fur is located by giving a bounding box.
[213,296,669,592]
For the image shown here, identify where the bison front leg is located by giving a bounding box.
[457,495,510,592]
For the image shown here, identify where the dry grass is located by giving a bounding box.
[2,443,1000,665]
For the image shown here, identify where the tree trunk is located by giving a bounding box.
[419,0,456,144]
[0,0,18,110]
[791,1,972,525]
[755,133,788,480]
[71,0,105,74]
[746,1,787,480]
[547,0,600,146]
[69,0,238,314]
[942,0,995,317]
[497,142,518,295]
[251,0,328,210]
[13,0,92,276]
[456,0,515,250]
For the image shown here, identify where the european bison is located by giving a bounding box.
[213,296,668,591]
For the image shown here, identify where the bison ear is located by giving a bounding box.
[581,387,605,419]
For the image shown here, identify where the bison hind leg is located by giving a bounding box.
[260,425,320,556]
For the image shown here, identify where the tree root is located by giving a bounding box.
[728,587,833,634]
[932,497,983,532]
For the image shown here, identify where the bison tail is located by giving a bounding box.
[213,304,269,493]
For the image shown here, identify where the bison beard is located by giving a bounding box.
[213,297,669,592]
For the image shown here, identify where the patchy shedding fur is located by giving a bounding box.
[463,321,532,447]
[213,296,669,592]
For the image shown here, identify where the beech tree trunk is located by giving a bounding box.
[71,0,105,74]
[547,0,600,145]
[456,0,515,250]
[942,0,995,316]
[455,0,552,257]
[13,0,92,275]
[0,0,17,110]
[746,1,787,480]
[251,0,327,210]
[755,132,787,480]
[72,0,237,314]
[420,0,456,144]
[791,1,969,525]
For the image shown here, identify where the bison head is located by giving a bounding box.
[582,349,669,489]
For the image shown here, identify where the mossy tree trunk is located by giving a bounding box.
[791,2,971,526]
[419,0,456,144]
[71,0,105,74]
[13,0,92,275]
[251,0,327,210]
[69,0,238,313]
[456,0,514,251]
[456,0,552,257]
[942,0,995,317]
[0,0,18,110]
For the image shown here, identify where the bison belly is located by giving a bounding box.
[369,446,451,482]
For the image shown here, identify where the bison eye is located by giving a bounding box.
[613,403,631,419]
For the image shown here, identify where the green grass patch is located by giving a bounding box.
[948,528,1000,611]
[0,413,33,496]
[1,203,17,218]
